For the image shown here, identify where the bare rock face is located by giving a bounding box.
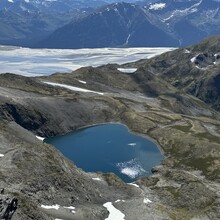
[191,53,216,68]
[130,36,220,111]
[0,189,18,220]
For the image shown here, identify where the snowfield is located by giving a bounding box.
[103,202,125,220]
[0,46,174,76]
[43,82,104,95]
[149,3,166,10]
[117,68,137,73]
[36,136,45,141]
[41,204,60,210]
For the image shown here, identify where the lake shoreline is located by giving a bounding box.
[44,122,165,182]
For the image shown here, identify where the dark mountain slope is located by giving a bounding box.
[37,0,220,49]
[143,0,220,46]
[37,2,178,49]
[1,0,220,48]
[0,8,89,47]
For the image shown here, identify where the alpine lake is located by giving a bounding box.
[45,124,163,183]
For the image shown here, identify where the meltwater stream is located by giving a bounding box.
[45,124,163,182]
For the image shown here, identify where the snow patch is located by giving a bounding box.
[92,177,102,181]
[149,3,166,10]
[163,0,201,22]
[127,183,139,188]
[41,204,76,214]
[162,13,174,22]
[8,0,14,3]
[125,34,131,45]
[103,202,125,220]
[115,200,125,203]
[78,80,87,84]
[191,56,196,63]
[117,68,137,73]
[0,154,4,157]
[41,204,60,210]
[43,82,104,95]
[36,136,45,141]
[143,198,152,204]
[184,49,191,54]
[63,206,76,214]
[116,158,147,179]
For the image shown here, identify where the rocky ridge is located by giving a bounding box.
[126,36,220,111]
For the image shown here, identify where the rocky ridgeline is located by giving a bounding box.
[128,36,220,111]
[191,53,220,68]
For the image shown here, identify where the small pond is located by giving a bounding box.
[45,124,163,182]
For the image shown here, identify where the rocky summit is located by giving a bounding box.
[0,36,220,219]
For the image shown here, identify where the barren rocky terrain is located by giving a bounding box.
[0,37,220,220]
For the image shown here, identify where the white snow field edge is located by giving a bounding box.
[149,3,166,10]
[117,68,137,73]
[41,204,60,210]
[92,177,102,181]
[0,154,4,157]
[127,182,139,188]
[143,198,152,204]
[41,204,76,213]
[0,46,174,76]
[36,136,45,141]
[103,202,125,220]
[43,82,104,95]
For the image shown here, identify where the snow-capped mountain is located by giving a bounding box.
[0,0,139,13]
[1,0,220,48]
[0,0,109,46]
[37,0,220,49]
[143,0,220,46]
[38,2,178,49]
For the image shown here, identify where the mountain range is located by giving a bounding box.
[36,0,220,48]
[0,0,139,13]
[0,0,140,46]
[1,0,220,48]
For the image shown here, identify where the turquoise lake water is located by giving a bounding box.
[45,124,163,182]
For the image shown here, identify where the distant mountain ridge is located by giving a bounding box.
[38,2,178,49]
[0,0,141,46]
[37,0,220,49]
[144,0,220,46]
[0,0,220,48]
[0,0,139,13]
